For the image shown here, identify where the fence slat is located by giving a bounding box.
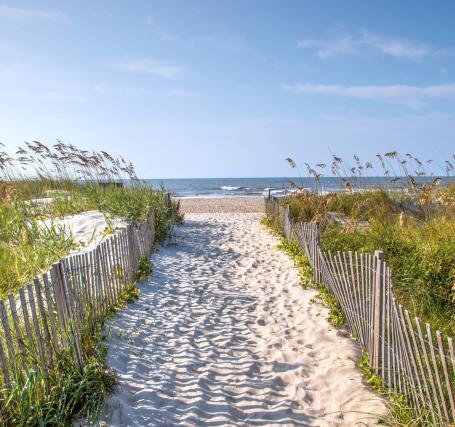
[51,263,68,347]
[0,300,15,375]
[264,196,455,422]
[18,287,38,371]
[7,294,29,374]
[27,283,47,372]
[43,273,60,353]
[385,270,391,390]
[85,251,97,318]
[107,239,119,299]
[0,334,10,386]
[390,297,402,394]
[34,278,54,368]
[372,250,384,373]
[403,309,435,415]
[436,331,455,420]
[94,247,105,312]
[58,262,84,370]
[426,324,450,421]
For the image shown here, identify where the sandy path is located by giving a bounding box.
[99,213,386,426]
[179,197,264,213]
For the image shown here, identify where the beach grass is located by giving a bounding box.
[0,142,182,424]
[263,209,449,427]
[0,182,181,298]
[281,152,455,336]
[0,275,149,425]
[283,186,455,336]
[0,141,182,298]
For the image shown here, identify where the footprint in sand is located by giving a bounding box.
[98,213,387,427]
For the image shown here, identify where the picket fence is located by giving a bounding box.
[0,205,158,395]
[266,196,455,425]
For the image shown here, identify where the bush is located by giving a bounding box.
[281,188,455,336]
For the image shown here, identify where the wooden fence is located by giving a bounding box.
[266,196,455,425]
[0,205,156,393]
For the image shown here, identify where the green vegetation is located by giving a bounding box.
[270,151,455,426]
[1,338,115,426]
[358,353,446,427]
[0,141,182,297]
[281,151,455,335]
[265,192,452,426]
[135,256,153,282]
[0,141,182,425]
[283,186,455,336]
[0,276,148,426]
[0,202,76,297]
[261,217,346,327]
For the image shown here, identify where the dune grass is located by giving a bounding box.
[283,186,455,336]
[0,141,182,297]
[0,142,182,424]
[0,181,181,298]
[0,278,146,426]
[279,151,455,337]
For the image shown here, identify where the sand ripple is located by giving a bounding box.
[98,213,386,426]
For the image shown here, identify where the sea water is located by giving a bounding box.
[139,176,454,198]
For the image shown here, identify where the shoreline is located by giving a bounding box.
[179,196,264,213]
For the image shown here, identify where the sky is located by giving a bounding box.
[0,0,455,178]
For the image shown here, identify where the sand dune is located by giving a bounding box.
[98,213,386,426]
[40,210,126,252]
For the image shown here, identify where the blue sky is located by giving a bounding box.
[1,1,455,178]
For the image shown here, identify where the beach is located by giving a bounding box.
[99,198,386,426]
[179,196,264,213]
[40,210,126,252]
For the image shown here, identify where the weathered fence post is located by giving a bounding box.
[164,192,172,210]
[314,222,321,283]
[57,262,84,371]
[371,250,384,374]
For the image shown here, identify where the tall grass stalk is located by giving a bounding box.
[282,152,455,336]
[0,141,182,424]
[0,142,182,297]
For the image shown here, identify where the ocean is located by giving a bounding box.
[141,176,455,198]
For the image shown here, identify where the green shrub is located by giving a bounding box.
[0,181,181,297]
[280,189,455,336]
[0,202,75,297]
[0,340,116,426]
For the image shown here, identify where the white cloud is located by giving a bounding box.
[0,5,67,22]
[0,62,156,103]
[361,31,430,59]
[298,30,432,60]
[117,59,184,79]
[283,83,455,108]
[169,89,197,97]
[145,19,247,52]
[298,35,356,58]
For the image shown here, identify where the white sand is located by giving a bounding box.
[98,213,387,426]
[179,197,264,213]
[40,210,126,252]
